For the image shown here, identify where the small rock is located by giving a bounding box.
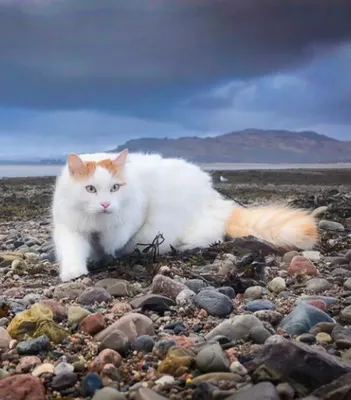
[184,279,208,293]
[96,278,133,297]
[98,329,130,355]
[297,333,317,344]
[0,374,46,400]
[90,349,122,373]
[302,251,321,262]
[217,286,236,299]
[32,363,55,377]
[129,294,175,313]
[16,335,50,355]
[38,300,67,322]
[78,287,112,305]
[51,371,78,391]
[92,387,127,400]
[79,313,106,335]
[306,278,332,293]
[316,332,332,344]
[195,290,233,317]
[111,302,132,314]
[205,314,265,341]
[131,335,155,353]
[268,277,286,293]
[16,356,42,373]
[340,305,351,324]
[195,343,230,373]
[278,303,334,336]
[152,275,187,300]
[176,289,196,306]
[158,347,194,377]
[225,381,279,400]
[244,286,263,299]
[95,313,154,343]
[68,305,91,325]
[0,327,11,349]
[135,387,168,400]
[245,300,275,312]
[54,360,73,375]
[53,281,86,300]
[288,256,317,276]
[319,220,345,232]
[82,373,103,396]
[332,325,351,349]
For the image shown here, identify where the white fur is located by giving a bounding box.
[52,152,234,281]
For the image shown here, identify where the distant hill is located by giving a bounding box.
[111,129,351,163]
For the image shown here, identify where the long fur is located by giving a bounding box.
[52,150,318,281]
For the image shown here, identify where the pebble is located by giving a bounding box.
[32,363,55,377]
[278,303,334,336]
[175,289,196,306]
[306,278,332,293]
[316,332,332,344]
[205,314,265,341]
[332,325,351,349]
[194,289,233,317]
[245,299,275,312]
[51,371,78,391]
[195,343,230,373]
[0,374,46,400]
[67,305,91,325]
[16,335,50,355]
[90,349,122,373]
[185,279,208,293]
[82,373,103,396]
[54,361,74,375]
[99,329,130,355]
[340,305,351,324]
[288,256,317,276]
[151,275,187,300]
[244,286,263,299]
[53,281,87,300]
[297,333,317,344]
[131,335,155,353]
[302,251,321,262]
[95,278,133,297]
[78,287,112,305]
[79,312,106,335]
[268,277,286,293]
[319,220,345,232]
[217,286,236,299]
[95,313,154,343]
[92,387,127,400]
[0,327,11,349]
[129,294,175,313]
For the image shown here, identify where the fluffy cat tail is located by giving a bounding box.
[224,204,319,250]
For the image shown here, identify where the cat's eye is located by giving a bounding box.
[111,183,120,192]
[85,185,97,193]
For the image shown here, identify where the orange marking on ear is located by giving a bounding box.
[69,158,126,185]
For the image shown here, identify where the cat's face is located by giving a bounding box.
[66,150,128,215]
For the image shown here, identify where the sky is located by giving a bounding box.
[0,0,351,160]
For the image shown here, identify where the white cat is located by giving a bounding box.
[52,149,319,282]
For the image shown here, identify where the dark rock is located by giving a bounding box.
[131,335,155,353]
[311,371,351,400]
[251,337,351,396]
[249,326,272,344]
[226,382,279,400]
[332,325,351,349]
[298,333,317,344]
[51,372,78,391]
[245,300,275,312]
[195,343,230,373]
[16,335,50,355]
[81,373,103,396]
[151,275,187,300]
[278,303,334,336]
[129,294,175,313]
[217,286,236,299]
[195,290,233,317]
[185,279,208,293]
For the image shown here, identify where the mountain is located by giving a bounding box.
[111,129,351,163]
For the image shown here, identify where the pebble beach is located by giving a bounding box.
[0,169,351,400]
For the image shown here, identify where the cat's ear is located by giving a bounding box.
[67,153,85,176]
[113,149,128,169]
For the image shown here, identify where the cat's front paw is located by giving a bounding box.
[59,265,88,282]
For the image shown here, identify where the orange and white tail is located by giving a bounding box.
[224,204,319,250]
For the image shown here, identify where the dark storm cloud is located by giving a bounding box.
[1,0,351,110]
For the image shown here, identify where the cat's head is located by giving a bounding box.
[65,149,128,215]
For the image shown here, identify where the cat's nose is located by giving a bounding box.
[100,201,111,209]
